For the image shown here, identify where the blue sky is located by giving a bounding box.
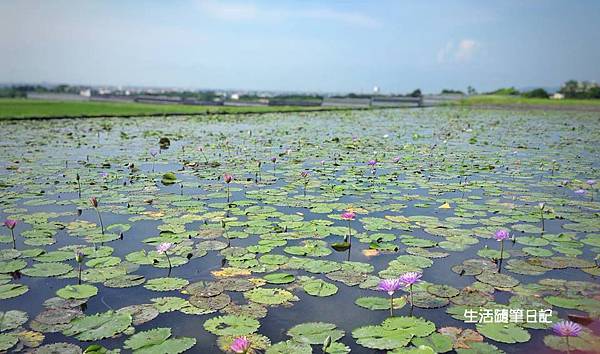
[1,0,599,93]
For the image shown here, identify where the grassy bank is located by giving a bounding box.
[459,95,600,107]
[0,99,340,119]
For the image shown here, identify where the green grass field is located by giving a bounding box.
[0,99,338,119]
[459,95,600,107]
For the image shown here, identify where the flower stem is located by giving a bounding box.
[165,253,172,277]
[498,240,504,272]
[347,221,352,245]
[95,208,104,235]
[389,294,394,317]
[566,336,570,354]
[78,263,82,285]
[10,229,15,249]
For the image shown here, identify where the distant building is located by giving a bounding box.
[373,86,380,94]
[79,89,91,97]
[230,93,240,100]
[551,93,565,100]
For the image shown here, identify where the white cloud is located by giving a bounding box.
[437,39,479,64]
[455,39,478,62]
[195,0,381,28]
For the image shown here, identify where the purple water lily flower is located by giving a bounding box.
[156,242,174,276]
[552,321,582,337]
[377,278,402,295]
[399,271,422,286]
[156,242,173,254]
[378,278,402,317]
[494,230,510,272]
[494,229,510,241]
[586,179,596,186]
[575,189,586,195]
[367,160,377,166]
[552,320,582,354]
[399,272,422,314]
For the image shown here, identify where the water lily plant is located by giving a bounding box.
[538,202,546,232]
[551,320,582,354]
[76,172,81,198]
[230,336,251,354]
[197,146,209,164]
[587,179,596,201]
[368,159,377,174]
[377,278,402,317]
[224,173,233,205]
[156,242,173,277]
[271,156,277,171]
[90,197,104,235]
[75,249,85,284]
[341,211,356,245]
[4,219,17,249]
[399,271,422,315]
[149,148,158,172]
[300,170,310,196]
[494,229,510,272]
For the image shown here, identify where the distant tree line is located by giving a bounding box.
[482,80,600,100]
[559,80,600,99]
[0,85,49,98]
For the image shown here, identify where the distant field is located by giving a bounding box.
[0,99,337,119]
[460,95,600,107]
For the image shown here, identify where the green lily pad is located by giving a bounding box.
[56,284,98,299]
[0,283,29,299]
[62,311,132,341]
[264,273,295,284]
[244,287,298,305]
[475,323,530,344]
[203,315,260,336]
[302,279,338,297]
[355,296,406,310]
[123,327,196,353]
[287,322,344,344]
[144,277,189,291]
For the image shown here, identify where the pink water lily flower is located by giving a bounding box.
[230,336,251,353]
[552,321,582,337]
[341,211,356,221]
[4,219,17,230]
[156,242,173,254]
[223,174,233,184]
[89,196,99,208]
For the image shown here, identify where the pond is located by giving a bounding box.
[0,107,599,353]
